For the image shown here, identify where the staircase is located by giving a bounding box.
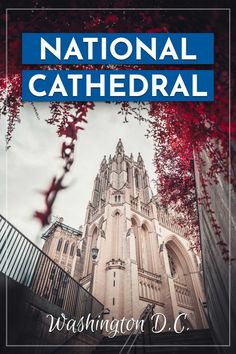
[92,304,218,354]
[93,328,217,354]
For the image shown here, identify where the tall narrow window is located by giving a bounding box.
[113,212,121,259]
[70,243,75,257]
[95,177,100,191]
[126,163,130,183]
[135,169,139,189]
[143,173,148,188]
[104,170,109,187]
[167,247,177,278]
[141,224,153,272]
[57,238,63,252]
[131,218,141,268]
[63,241,69,254]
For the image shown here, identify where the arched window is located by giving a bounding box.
[126,163,130,183]
[113,212,121,259]
[70,243,75,257]
[166,244,188,285]
[131,218,141,268]
[135,169,139,189]
[141,224,153,272]
[104,170,109,186]
[63,241,69,254]
[168,253,176,277]
[56,238,63,252]
[95,177,100,191]
[143,173,148,188]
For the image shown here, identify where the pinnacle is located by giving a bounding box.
[138,152,143,160]
[116,138,124,155]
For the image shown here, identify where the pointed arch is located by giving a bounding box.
[141,220,151,232]
[140,223,153,272]
[143,172,148,188]
[112,210,121,259]
[126,162,130,183]
[70,243,75,257]
[131,216,141,268]
[90,223,99,237]
[134,169,139,189]
[112,208,122,217]
[131,214,140,227]
[104,170,109,187]
[63,240,69,254]
[95,177,100,191]
[56,238,63,252]
[165,235,201,322]
[165,235,195,274]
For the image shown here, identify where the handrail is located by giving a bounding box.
[0,214,104,322]
[119,303,155,354]
[52,307,111,351]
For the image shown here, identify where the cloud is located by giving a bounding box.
[0,102,156,245]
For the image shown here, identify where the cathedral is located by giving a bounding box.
[42,139,207,331]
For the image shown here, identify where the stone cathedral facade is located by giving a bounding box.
[42,139,207,331]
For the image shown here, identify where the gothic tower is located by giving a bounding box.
[79,139,207,330]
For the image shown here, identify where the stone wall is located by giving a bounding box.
[195,146,236,352]
[0,273,101,354]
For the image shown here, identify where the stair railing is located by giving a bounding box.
[119,303,155,354]
[52,307,110,352]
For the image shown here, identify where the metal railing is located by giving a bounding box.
[119,303,155,354]
[0,214,104,323]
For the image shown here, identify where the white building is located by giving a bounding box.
[43,139,207,331]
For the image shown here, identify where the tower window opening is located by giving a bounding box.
[168,252,176,277]
[70,243,75,257]
[135,169,139,189]
[113,280,115,287]
[63,241,69,254]
[95,177,100,191]
[104,170,108,186]
[57,238,63,252]
[113,298,115,305]
[143,173,148,188]
[126,163,130,183]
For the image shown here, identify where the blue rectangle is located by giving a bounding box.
[22,33,214,65]
[22,70,214,102]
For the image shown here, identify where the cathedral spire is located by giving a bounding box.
[137,152,144,167]
[116,138,125,155]
[100,155,107,171]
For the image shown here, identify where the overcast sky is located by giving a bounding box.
[0,102,156,247]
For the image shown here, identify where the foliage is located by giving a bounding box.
[0,2,234,259]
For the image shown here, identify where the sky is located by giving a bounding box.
[0,102,156,247]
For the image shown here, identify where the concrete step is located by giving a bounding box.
[92,329,218,354]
